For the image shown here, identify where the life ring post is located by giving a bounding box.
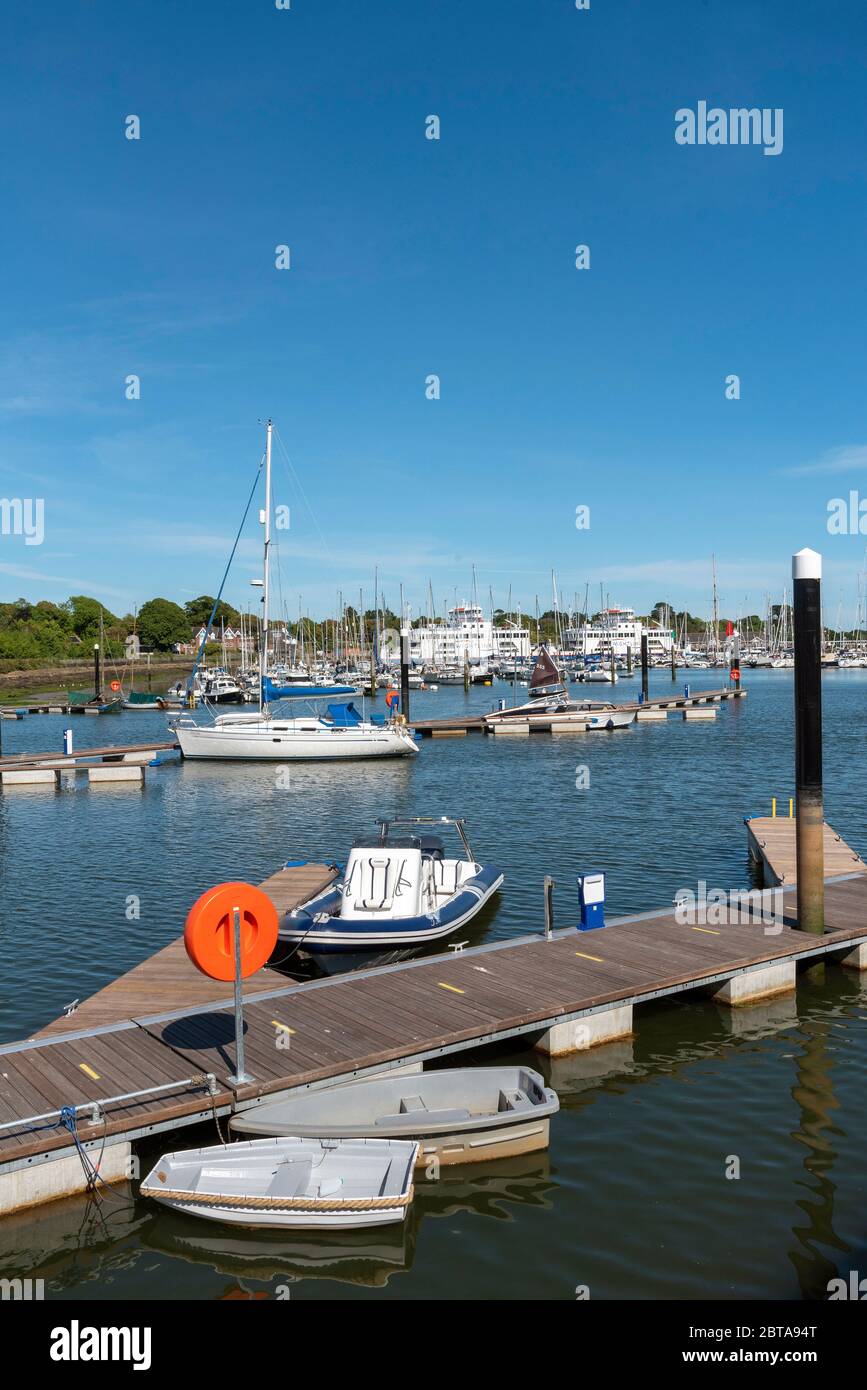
[228,904,253,1087]
[183,881,280,1089]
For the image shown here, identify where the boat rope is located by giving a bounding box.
[140,1182,414,1213]
[59,1106,134,1209]
[186,453,264,697]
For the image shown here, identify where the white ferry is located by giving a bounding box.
[563,607,673,662]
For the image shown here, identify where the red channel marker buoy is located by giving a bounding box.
[184,881,279,982]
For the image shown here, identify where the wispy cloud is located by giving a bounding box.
[785,445,867,477]
[0,560,132,601]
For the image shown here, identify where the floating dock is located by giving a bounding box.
[412,686,747,736]
[746,814,867,885]
[0,740,180,786]
[1,701,123,716]
[1,820,864,1215]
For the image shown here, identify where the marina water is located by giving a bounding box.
[0,669,865,1299]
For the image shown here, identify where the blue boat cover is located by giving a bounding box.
[326,701,363,725]
[263,677,358,702]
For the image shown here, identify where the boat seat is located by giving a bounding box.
[375,1108,471,1128]
[433,859,460,896]
[268,1159,313,1199]
[398,1096,427,1113]
[497,1089,533,1113]
[359,856,395,912]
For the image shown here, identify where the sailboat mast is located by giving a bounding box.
[260,418,273,711]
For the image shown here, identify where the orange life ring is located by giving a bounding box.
[184,881,279,981]
[110,680,121,692]
[386,689,399,708]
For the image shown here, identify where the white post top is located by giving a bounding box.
[792,548,822,581]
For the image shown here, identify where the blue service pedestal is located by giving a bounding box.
[577,872,606,931]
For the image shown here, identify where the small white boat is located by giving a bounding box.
[231,1066,560,1166]
[278,815,502,970]
[140,1136,418,1230]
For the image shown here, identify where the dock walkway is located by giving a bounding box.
[0,740,179,773]
[412,686,746,736]
[746,815,867,885]
[1,841,865,1192]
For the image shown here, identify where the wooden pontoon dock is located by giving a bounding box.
[746,814,867,885]
[1,820,864,1216]
[411,686,747,736]
[0,740,180,786]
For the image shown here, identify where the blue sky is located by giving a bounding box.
[1,0,866,626]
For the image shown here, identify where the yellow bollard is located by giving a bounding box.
[789,798,794,818]
[772,797,777,818]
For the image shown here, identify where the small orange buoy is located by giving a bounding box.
[110,680,121,692]
[184,881,279,981]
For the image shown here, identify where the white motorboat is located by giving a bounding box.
[277,815,503,970]
[484,647,634,729]
[141,1136,418,1230]
[171,422,418,763]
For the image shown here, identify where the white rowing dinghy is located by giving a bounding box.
[140,1136,418,1229]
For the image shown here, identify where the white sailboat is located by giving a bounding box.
[173,421,418,762]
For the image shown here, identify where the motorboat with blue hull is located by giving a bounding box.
[231,1065,560,1166]
[275,816,503,973]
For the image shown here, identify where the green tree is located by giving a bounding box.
[137,598,189,650]
[184,595,241,629]
[64,595,117,639]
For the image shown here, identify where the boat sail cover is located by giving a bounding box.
[530,646,562,690]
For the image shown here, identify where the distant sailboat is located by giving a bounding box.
[173,421,418,762]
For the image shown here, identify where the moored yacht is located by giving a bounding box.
[171,421,418,763]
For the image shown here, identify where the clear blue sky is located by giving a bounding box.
[1,0,866,627]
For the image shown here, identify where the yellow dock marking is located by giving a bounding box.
[438,982,465,994]
[271,1020,296,1035]
[78,1063,100,1081]
[575,951,604,963]
[691,926,720,936]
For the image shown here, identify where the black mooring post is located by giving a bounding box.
[640,634,649,703]
[400,628,411,722]
[793,548,824,934]
[93,644,101,701]
[730,633,740,688]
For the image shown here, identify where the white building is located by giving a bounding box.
[381,605,531,668]
[563,607,673,660]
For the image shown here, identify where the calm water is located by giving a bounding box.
[1,669,865,1300]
